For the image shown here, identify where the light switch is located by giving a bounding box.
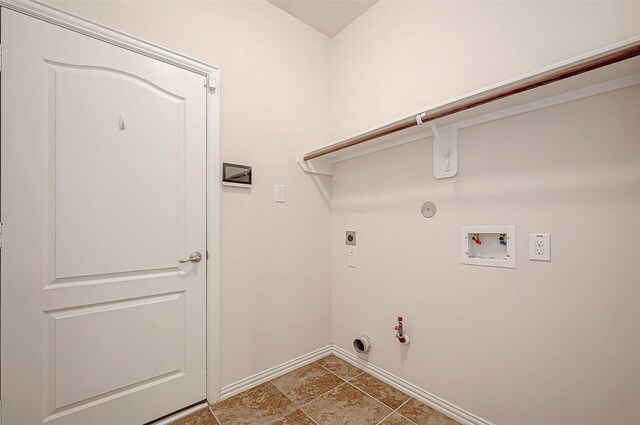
[275,185,285,203]
[529,233,550,261]
[348,250,356,268]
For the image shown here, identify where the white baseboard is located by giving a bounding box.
[217,344,494,425]
[331,345,496,425]
[219,345,333,400]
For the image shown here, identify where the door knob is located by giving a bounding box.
[179,251,203,264]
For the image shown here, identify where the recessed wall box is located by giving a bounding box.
[222,163,252,187]
[461,226,516,269]
[346,231,356,246]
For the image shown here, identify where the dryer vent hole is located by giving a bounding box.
[353,335,370,353]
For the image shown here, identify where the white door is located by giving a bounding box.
[1,9,207,425]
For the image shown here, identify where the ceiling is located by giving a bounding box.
[268,0,378,38]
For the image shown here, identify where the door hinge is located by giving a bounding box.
[206,250,209,260]
[205,76,216,94]
[0,43,3,72]
[0,222,4,249]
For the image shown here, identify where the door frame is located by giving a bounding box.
[0,0,222,405]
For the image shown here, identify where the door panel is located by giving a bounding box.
[52,62,186,278]
[48,292,185,409]
[1,9,207,425]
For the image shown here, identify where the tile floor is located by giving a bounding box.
[171,355,462,425]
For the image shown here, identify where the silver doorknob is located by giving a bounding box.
[179,251,203,263]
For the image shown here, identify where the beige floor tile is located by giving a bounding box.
[272,409,316,424]
[348,373,410,409]
[302,383,392,425]
[271,362,345,405]
[398,399,461,425]
[171,408,219,425]
[210,382,295,425]
[315,355,363,380]
[379,412,414,425]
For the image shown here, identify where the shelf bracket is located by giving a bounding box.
[416,113,457,178]
[430,123,457,178]
[297,153,333,176]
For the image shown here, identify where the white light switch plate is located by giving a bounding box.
[275,185,285,203]
[529,233,550,261]
[348,250,356,268]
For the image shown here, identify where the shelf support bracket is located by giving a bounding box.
[297,153,333,176]
[416,113,457,178]
[430,123,457,179]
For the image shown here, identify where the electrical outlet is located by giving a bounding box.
[529,234,550,261]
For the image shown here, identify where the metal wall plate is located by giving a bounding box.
[346,231,356,246]
[421,201,436,218]
[222,162,252,187]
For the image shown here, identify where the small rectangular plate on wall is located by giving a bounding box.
[461,226,516,269]
[222,163,252,187]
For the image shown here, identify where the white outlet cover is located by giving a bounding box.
[529,234,550,261]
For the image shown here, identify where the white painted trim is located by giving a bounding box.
[297,152,333,176]
[206,61,222,404]
[332,132,428,164]
[150,402,209,425]
[332,345,496,425]
[0,0,218,80]
[451,72,640,131]
[301,36,640,163]
[0,0,222,409]
[217,344,494,425]
[219,346,333,400]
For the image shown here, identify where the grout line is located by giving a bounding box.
[272,359,411,425]
[265,382,299,424]
[394,399,419,425]
[345,381,399,419]
[345,370,411,411]
[208,404,222,425]
[300,409,320,425]
[313,358,365,383]
[314,363,351,382]
[346,370,365,382]
[269,381,350,424]
[298,381,349,412]
[266,375,336,424]
[403,415,419,425]
[376,411,396,424]
[375,398,417,425]
[218,358,420,425]
[333,348,470,425]
[300,381,349,409]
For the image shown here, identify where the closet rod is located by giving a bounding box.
[303,42,640,162]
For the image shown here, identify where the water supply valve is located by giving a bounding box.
[395,316,410,345]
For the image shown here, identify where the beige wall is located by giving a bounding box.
[39,1,640,423]
[47,0,333,389]
[330,2,640,425]
[330,0,640,139]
